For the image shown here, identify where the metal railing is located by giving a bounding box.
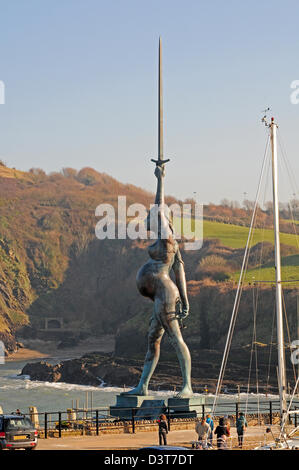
[12,399,299,438]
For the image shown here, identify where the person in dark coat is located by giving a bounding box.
[157,414,168,445]
[214,417,230,449]
[236,412,248,448]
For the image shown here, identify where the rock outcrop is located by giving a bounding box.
[20,349,286,394]
[21,353,142,388]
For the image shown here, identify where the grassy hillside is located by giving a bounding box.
[238,254,299,283]
[204,220,299,249]
[175,218,299,250]
[173,217,299,283]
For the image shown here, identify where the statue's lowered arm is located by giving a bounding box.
[173,249,189,318]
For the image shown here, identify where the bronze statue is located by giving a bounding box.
[123,38,193,398]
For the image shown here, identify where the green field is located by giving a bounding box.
[173,218,299,283]
[175,219,299,250]
[283,218,299,225]
[234,254,299,283]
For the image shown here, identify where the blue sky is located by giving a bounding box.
[0,0,299,203]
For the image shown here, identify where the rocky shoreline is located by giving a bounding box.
[20,350,281,394]
[21,352,219,392]
[21,353,142,388]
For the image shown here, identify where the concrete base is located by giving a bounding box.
[168,396,208,419]
[110,394,157,419]
[110,394,210,420]
[135,399,166,420]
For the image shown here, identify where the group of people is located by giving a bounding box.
[157,413,248,449]
[157,412,248,449]
[195,412,248,449]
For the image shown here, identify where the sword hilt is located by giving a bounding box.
[151,158,170,167]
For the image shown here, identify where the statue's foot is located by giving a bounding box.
[121,384,148,396]
[175,385,193,398]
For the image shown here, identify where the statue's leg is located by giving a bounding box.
[122,313,164,396]
[160,312,193,398]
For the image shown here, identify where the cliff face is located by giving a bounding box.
[0,165,181,350]
[0,165,156,349]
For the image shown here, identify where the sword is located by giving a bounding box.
[150,37,170,206]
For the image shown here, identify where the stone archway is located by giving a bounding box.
[44,318,63,330]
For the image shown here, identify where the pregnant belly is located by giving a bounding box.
[136,262,177,303]
[136,263,157,299]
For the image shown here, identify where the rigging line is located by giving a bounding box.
[278,145,299,240]
[211,135,271,416]
[253,284,261,422]
[277,134,299,385]
[245,147,269,417]
[254,161,274,401]
[245,282,261,416]
[277,131,298,199]
[286,193,299,253]
[249,207,267,417]
[282,290,298,385]
[245,287,258,418]
[246,152,270,284]
[277,130,299,196]
[277,132,299,260]
[279,143,299,199]
[266,308,276,394]
[287,201,299,252]
[278,132,299,248]
[280,374,299,439]
[245,332,254,417]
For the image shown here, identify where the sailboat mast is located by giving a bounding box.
[270,117,287,418]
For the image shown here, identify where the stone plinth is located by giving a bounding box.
[167,396,208,419]
[135,399,166,420]
[110,394,157,419]
[110,394,210,420]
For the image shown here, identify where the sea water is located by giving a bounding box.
[0,359,126,415]
[1,359,297,419]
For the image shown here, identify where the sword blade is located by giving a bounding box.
[158,37,163,163]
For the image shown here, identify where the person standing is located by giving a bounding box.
[236,412,248,448]
[214,417,230,450]
[157,414,168,446]
[195,417,210,445]
[206,414,214,445]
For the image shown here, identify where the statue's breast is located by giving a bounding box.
[148,239,176,263]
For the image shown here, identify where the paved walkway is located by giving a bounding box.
[36,425,280,450]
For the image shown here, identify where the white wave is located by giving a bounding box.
[7,374,31,380]
[0,370,283,401]
[97,377,107,387]
[211,392,280,401]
